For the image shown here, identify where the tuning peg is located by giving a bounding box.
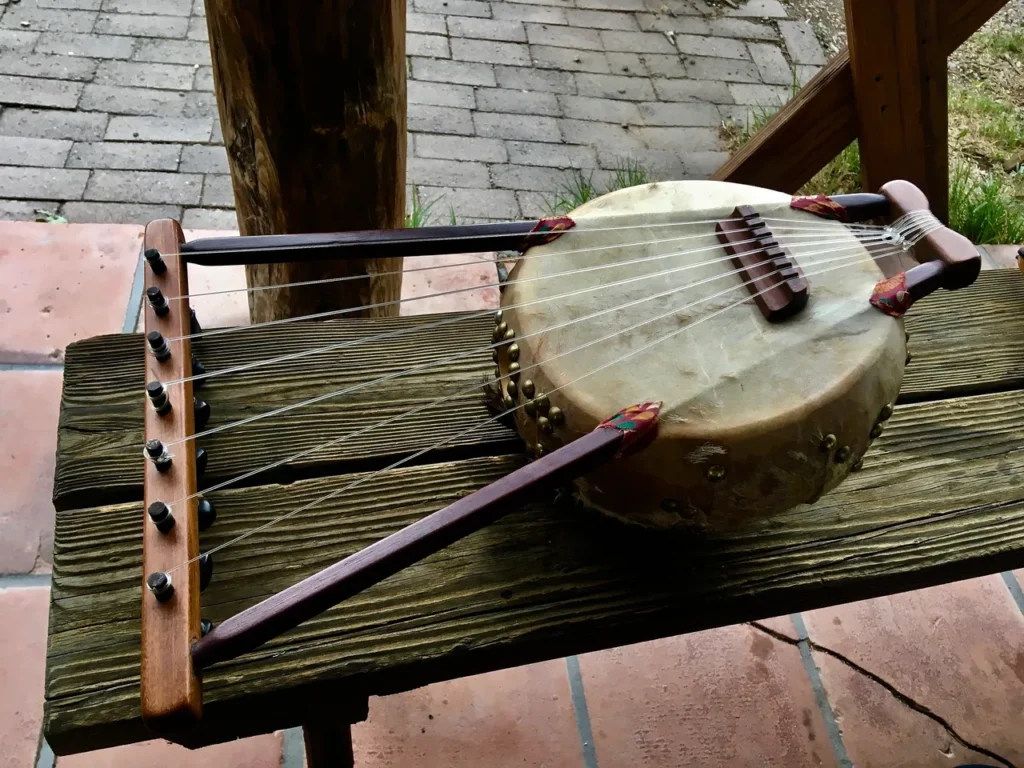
[196,446,208,475]
[147,501,175,533]
[191,356,207,390]
[147,571,173,602]
[145,439,172,472]
[199,552,213,592]
[146,286,170,317]
[144,248,166,276]
[194,398,210,430]
[147,331,171,362]
[146,380,171,416]
[197,498,216,531]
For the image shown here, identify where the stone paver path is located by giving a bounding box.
[0,0,825,227]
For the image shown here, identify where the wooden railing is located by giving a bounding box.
[713,0,1009,223]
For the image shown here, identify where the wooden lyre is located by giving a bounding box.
[138,179,980,739]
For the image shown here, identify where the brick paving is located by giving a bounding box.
[0,0,825,227]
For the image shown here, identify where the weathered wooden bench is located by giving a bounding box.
[44,268,1024,761]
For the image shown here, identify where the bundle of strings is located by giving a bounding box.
[152,208,942,576]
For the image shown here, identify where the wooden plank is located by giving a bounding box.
[139,221,202,734]
[53,311,518,511]
[713,0,1008,193]
[845,0,949,221]
[44,386,1024,753]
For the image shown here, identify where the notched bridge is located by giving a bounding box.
[715,205,810,323]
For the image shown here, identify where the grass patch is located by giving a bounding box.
[545,158,655,216]
[405,184,439,227]
[949,161,1024,244]
[977,28,1024,57]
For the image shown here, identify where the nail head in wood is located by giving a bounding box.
[148,501,175,534]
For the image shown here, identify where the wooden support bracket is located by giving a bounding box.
[140,219,203,735]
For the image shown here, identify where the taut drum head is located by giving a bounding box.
[497,180,906,531]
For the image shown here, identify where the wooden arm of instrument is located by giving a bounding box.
[190,402,661,671]
[880,179,981,290]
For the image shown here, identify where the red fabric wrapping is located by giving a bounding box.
[596,401,662,458]
[791,195,850,222]
[527,216,576,248]
[870,272,914,318]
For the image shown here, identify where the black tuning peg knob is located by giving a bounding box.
[194,398,210,430]
[147,501,175,533]
[196,446,208,475]
[197,498,216,531]
[191,356,207,390]
[147,571,174,602]
[144,248,166,276]
[199,552,213,592]
[190,308,202,336]
[146,286,170,317]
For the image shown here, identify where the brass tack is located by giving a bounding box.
[537,415,552,434]
[522,379,535,399]
[524,400,537,417]
[492,349,499,363]
[534,443,544,458]
[835,445,851,462]
[502,393,514,408]
[506,380,518,399]
[869,423,884,439]
[534,394,550,413]
[706,465,726,482]
[548,406,564,426]
[504,328,516,342]
[879,403,894,422]
[852,458,864,471]
[507,343,520,362]
[493,321,507,341]
[495,310,504,325]
[820,434,837,452]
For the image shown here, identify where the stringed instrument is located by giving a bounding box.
[122,178,978,740]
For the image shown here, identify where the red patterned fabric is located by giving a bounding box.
[870,272,914,318]
[527,216,576,248]
[597,401,662,458]
[791,195,849,222]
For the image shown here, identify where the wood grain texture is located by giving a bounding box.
[846,0,949,221]
[713,0,1008,193]
[204,0,407,321]
[44,388,1024,753]
[139,221,203,734]
[45,269,1024,754]
[53,311,518,511]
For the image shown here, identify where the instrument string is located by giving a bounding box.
[164,235,897,448]
[161,240,906,514]
[162,235,896,404]
[167,228,886,343]
[165,244,904,575]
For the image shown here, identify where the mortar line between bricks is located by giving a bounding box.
[789,614,853,768]
[123,248,145,334]
[1000,571,1024,617]
[565,656,599,768]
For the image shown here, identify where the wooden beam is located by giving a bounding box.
[845,0,948,221]
[203,0,407,322]
[713,0,1009,193]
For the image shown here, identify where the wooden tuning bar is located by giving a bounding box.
[715,205,809,323]
[141,219,203,735]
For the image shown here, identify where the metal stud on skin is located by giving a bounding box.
[820,434,837,452]
[507,343,520,362]
[548,406,564,426]
[537,415,552,435]
[869,423,884,439]
[521,379,535,399]
[835,445,852,463]
[706,464,726,482]
[878,403,894,421]
[506,380,518,399]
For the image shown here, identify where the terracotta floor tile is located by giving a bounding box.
[0,370,63,574]
[579,626,836,767]
[56,733,283,767]
[803,575,1024,765]
[350,660,582,767]
[813,652,999,768]
[0,222,142,364]
[400,253,500,316]
[0,587,50,768]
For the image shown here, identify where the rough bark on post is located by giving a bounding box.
[204,0,406,322]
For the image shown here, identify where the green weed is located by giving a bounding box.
[949,160,1024,244]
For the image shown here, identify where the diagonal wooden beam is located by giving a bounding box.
[713,0,1008,194]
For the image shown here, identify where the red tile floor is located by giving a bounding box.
[1,223,1023,767]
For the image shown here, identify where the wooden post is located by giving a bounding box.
[204,0,407,322]
[844,0,949,221]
